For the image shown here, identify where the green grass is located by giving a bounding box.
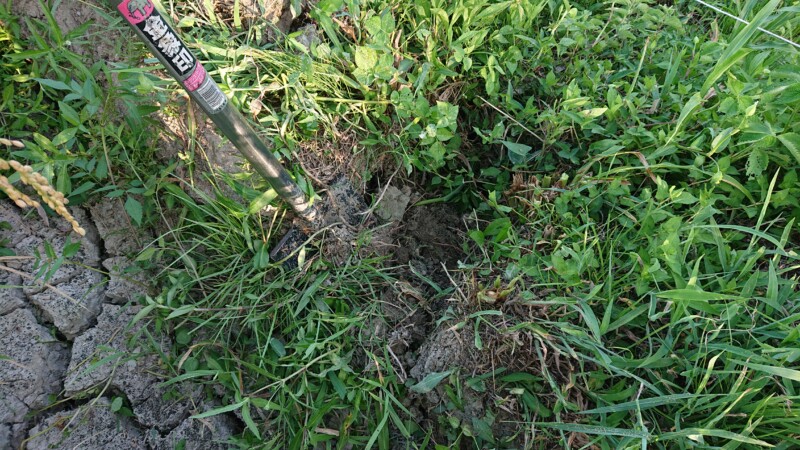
[136,184,407,446]
[3,0,800,448]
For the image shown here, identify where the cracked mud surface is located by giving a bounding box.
[0,199,239,449]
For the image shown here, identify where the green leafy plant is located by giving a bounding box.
[1,3,164,225]
[145,0,800,445]
[7,0,800,447]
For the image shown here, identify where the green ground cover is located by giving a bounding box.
[3,0,800,447]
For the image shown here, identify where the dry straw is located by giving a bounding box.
[0,137,85,236]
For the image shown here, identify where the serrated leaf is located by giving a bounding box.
[739,121,774,145]
[410,370,451,393]
[774,82,800,105]
[746,148,768,179]
[124,196,143,225]
[777,133,800,165]
[425,141,446,166]
[673,190,698,205]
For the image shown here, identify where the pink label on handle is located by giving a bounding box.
[184,63,207,91]
[118,0,155,25]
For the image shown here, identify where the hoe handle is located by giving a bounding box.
[108,0,317,223]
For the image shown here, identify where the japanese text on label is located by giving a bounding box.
[136,11,195,75]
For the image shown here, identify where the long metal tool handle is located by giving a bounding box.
[109,0,317,223]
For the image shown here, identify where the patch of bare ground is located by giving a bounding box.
[10,0,122,64]
[207,0,294,42]
[303,161,588,445]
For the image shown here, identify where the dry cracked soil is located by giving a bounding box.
[0,197,240,449]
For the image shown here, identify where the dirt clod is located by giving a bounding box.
[146,404,238,450]
[102,256,151,304]
[90,198,152,257]
[375,185,412,223]
[1,201,105,339]
[0,308,69,448]
[64,304,160,404]
[410,328,473,383]
[26,397,147,450]
[0,269,25,315]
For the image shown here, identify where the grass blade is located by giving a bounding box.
[659,428,773,447]
[700,0,781,94]
[735,360,800,382]
[191,400,247,419]
[159,370,219,387]
[657,289,746,301]
[580,394,700,414]
[536,422,649,439]
[665,93,703,146]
